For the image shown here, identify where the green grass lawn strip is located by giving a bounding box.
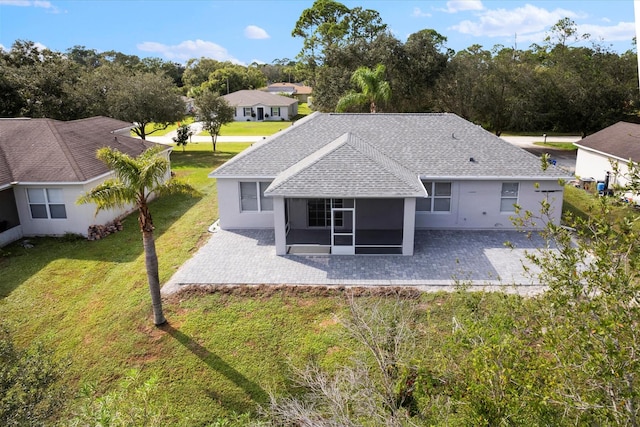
[533,141,577,150]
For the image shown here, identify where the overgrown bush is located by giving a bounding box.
[0,327,68,426]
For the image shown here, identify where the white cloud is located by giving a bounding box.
[580,21,636,43]
[440,0,484,13]
[137,39,242,64]
[0,0,54,8]
[244,25,270,39]
[451,4,578,38]
[412,7,431,18]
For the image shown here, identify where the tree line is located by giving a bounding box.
[293,1,639,136]
[1,0,638,137]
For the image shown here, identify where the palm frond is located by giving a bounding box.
[336,92,368,112]
[77,180,138,214]
[81,146,196,217]
[97,148,141,184]
[154,179,201,198]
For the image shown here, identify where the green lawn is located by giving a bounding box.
[563,184,640,230]
[533,141,577,150]
[4,143,634,424]
[216,120,294,136]
[130,117,196,138]
[0,140,398,424]
[135,103,313,138]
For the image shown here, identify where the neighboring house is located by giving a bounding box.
[222,90,298,122]
[210,113,569,256]
[264,83,313,103]
[181,95,195,114]
[574,121,640,196]
[0,116,170,247]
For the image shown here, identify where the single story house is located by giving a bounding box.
[210,113,569,256]
[222,90,298,122]
[0,116,170,247]
[264,83,313,103]
[574,121,640,196]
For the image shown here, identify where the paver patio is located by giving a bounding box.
[162,229,552,296]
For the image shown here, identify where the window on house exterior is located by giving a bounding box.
[500,182,519,212]
[308,199,343,227]
[27,188,67,219]
[416,181,451,212]
[240,182,273,212]
[271,107,280,116]
[243,107,252,117]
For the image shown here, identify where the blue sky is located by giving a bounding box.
[0,1,636,65]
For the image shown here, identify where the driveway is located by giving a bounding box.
[162,229,552,296]
[501,135,579,174]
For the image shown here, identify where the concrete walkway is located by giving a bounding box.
[162,229,552,296]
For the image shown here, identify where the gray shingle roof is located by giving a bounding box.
[211,113,566,197]
[265,133,426,197]
[574,121,640,162]
[0,116,161,186]
[222,90,298,107]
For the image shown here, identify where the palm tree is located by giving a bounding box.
[336,64,392,113]
[78,146,198,325]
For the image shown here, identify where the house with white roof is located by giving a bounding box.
[0,116,170,247]
[222,90,298,122]
[210,112,569,256]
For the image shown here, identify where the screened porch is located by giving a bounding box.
[283,198,405,255]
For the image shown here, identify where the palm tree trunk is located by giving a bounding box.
[142,228,166,326]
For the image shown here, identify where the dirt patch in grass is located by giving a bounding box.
[168,284,422,302]
[318,317,338,328]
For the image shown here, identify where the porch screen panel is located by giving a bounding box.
[308,199,327,227]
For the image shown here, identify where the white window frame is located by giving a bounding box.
[417,181,452,213]
[243,107,252,117]
[271,107,280,116]
[239,181,273,212]
[500,182,519,212]
[27,188,67,219]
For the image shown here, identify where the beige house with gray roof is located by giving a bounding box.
[264,83,313,103]
[223,90,298,122]
[0,116,170,246]
[210,113,569,255]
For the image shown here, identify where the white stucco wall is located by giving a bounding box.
[8,148,172,240]
[216,178,275,229]
[0,225,23,247]
[415,180,564,230]
[233,104,296,122]
[217,178,564,232]
[14,178,134,237]
[575,148,630,187]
